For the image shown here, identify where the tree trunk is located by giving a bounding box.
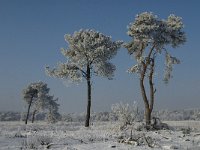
[140,77,151,126]
[25,97,33,124]
[85,65,91,127]
[139,46,156,128]
[145,107,151,128]
[31,110,37,123]
[149,59,155,112]
[140,63,151,126]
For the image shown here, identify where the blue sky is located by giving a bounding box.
[0,0,199,113]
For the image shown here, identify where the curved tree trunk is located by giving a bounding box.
[139,47,156,128]
[140,77,151,126]
[85,65,91,127]
[140,62,152,127]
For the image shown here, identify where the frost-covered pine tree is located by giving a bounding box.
[22,81,59,124]
[46,29,122,127]
[125,12,186,127]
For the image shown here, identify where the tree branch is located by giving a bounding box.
[147,44,155,60]
[78,67,87,78]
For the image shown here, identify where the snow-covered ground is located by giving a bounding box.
[0,121,200,150]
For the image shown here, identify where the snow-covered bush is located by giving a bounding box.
[62,113,73,122]
[20,135,53,149]
[181,127,191,135]
[111,102,138,128]
[21,137,38,149]
[36,135,53,146]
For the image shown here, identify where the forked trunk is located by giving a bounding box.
[139,54,155,128]
[85,65,91,127]
[140,73,152,126]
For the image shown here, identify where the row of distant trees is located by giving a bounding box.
[1,108,200,122]
[22,12,186,127]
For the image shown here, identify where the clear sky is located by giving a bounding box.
[0,0,200,113]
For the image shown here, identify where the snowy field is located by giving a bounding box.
[0,121,200,150]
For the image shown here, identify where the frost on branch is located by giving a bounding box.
[46,29,122,82]
[94,61,116,80]
[164,53,180,83]
[127,64,142,74]
[124,12,186,81]
[166,15,186,48]
[111,102,138,128]
[45,63,82,82]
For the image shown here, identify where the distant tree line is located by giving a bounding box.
[1,108,200,122]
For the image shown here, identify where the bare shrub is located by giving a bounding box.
[20,135,53,149]
[111,102,138,128]
[21,138,38,149]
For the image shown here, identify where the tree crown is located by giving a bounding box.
[22,81,58,111]
[46,29,122,81]
[125,12,186,82]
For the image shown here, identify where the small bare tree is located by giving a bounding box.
[125,12,186,127]
[46,29,122,127]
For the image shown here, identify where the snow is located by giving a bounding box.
[0,121,200,150]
